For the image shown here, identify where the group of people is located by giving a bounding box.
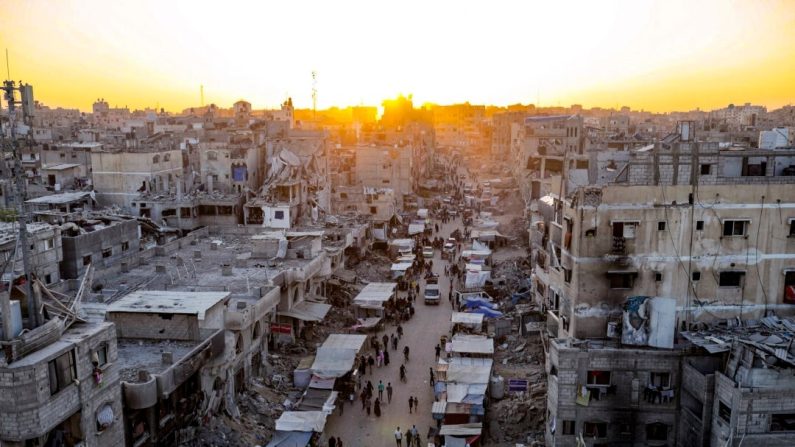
[328,164,472,447]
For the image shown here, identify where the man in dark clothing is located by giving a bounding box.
[408,395,413,413]
[387,382,393,403]
[329,437,337,447]
[429,367,435,386]
[435,344,441,360]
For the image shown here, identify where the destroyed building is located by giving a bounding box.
[528,122,795,446]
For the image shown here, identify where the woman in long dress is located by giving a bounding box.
[374,398,381,417]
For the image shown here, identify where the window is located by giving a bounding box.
[785,272,795,304]
[696,220,704,231]
[83,254,92,266]
[719,271,745,288]
[102,247,112,258]
[655,272,662,282]
[563,268,572,283]
[94,345,108,367]
[44,238,55,250]
[583,422,607,438]
[646,423,668,441]
[207,151,217,161]
[718,401,731,423]
[370,206,377,215]
[48,350,76,395]
[722,220,748,237]
[692,271,701,281]
[789,220,795,237]
[60,152,66,158]
[608,272,635,289]
[657,221,666,231]
[650,372,670,388]
[340,192,348,199]
[163,154,170,162]
[586,370,611,386]
[44,274,52,284]
[770,413,795,431]
[612,221,637,239]
[562,420,575,435]
[121,241,129,252]
[152,155,160,163]
[700,164,711,175]
[274,210,285,220]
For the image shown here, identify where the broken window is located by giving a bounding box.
[44,238,55,250]
[48,350,76,395]
[207,151,218,161]
[274,210,285,220]
[218,206,233,215]
[180,207,192,218]
[586,370,611,386]
[94,344,108,367]
[152,155,160,163]
[696,220,704,231]
[162,208,177,217]
[790,220,795,236]
[370,206,377,215]
[44,273,52,284]
[657,221,666,231]
[102,247,112,258]
[562,420,575,435]
[563,268,572,284]
[718,401,731,422]
[583,422,607,438]
[83,254,92,266]
[121,241,129,252]
[771,413,795,431]
[722,220,748,236]
[655,272,663,282]
[646,423,668,441]
[719,271,745,288]
[608,272,635,289]
[612,221,637,239]
[692,271,701,281]
[700,164,711,175]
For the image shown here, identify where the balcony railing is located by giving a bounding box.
[611,236,627,255]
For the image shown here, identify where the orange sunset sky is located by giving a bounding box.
[1,0,794,113]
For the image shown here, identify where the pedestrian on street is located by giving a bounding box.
[377,349,383,367]
[395,427,403,447]
[366,397,371,416]
[368,355,375,374]
[410,425,419,447]
[378,380,385,400]
[412,396,418,412]
[366,380,374,396]
[392,333,398,350]
[429,367,435,386]
[374,398,381,417]
[382,333,389,349]
[408,395,414,413]
[435,344,441,360]
[397,324,403,339]
[360,390,366,410]
[405,428,414,447]
[384,349,390,366]
[329,436,337,447]
[387,382,393,403]
[336,437,343,447]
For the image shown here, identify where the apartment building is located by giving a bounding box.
[526,123,795,446]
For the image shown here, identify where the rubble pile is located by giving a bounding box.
[489,335,547,446]
[490,256,532,301]
[351,251,391,283]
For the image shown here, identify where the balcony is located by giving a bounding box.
[611,236,627,255]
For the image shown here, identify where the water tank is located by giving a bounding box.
[490,375,505,400]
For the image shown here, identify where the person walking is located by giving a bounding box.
[366,380,374,398]
[384,349,390,366]
[403,345,410,361]
[387,382,393,403]
[382,333,389,349]
[412,396,418,413]
[374,398,381,417]
[410,425,419,447]
[378,380,385,400]
[408,395,414,413]
[397,324,403,339]
[336,437,343,447]
[435,344,441,360]
[391,333,398,350]
[365,397,371,416]
[329,436,337,447]
[360,390,367,410]
[429,367,435,386]
[368,355,375,374]
[395,427,403,447]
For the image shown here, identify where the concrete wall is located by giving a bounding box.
[91,149,183,210]
[0,323,123,446]
[61,220,140,279]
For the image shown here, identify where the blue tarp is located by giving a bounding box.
[470,307,503,318]
[463,297,495,309]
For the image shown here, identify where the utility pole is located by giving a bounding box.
[311,71,317,121]
[1,78,40,329]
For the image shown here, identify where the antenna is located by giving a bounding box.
[4,49,9,80]
[200,84,205,107]
[311,71,317,119]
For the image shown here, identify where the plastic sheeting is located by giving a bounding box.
[311,347,357,378]
[274,411,327,432]
[266,430,312,447]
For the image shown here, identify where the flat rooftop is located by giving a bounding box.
[107,290,230,319]
[96,233,320,299]
[116,338,200,383]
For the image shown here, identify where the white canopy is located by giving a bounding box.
[451,312,484,326]
[451,334,494,355]
[311,347,357,378]
[274,411,327,432]
[353,283,396,308]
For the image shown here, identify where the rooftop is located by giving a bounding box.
[107,290,230,319]
[116,338,201,382]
